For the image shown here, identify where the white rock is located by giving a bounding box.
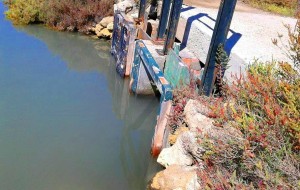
[148,165,200,190]
[95,23,104,33]
[97,28,112,39]
[157,131,195,168]
[107,22,114,31]
[184,99,214,133]
[100,16,114,28]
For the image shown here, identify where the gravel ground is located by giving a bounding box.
[183,0,263,13]
[179,4,297,76]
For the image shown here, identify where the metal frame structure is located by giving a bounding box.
[201,0,238,96]
[130,40,173,156]
[131,40,173,102]
[111,11,137,77]
[137,2,238,95]
[162,0,183,55]
[156,0,172,40]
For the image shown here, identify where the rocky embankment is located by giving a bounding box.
[148,99,245,190]
[90,0,137,39]
[89,16,114,39]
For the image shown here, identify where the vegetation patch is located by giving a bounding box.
[168,19,300,189]
[242,0,298,16]
[4,0,113,32]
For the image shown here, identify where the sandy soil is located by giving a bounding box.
[183,0,263,14]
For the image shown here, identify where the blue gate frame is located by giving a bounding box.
[111,11,137,77]
[131,40,173,102]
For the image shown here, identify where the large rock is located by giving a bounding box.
[94,23,104,36]
[100,16,114,28]
[168,126,189,145]
[157,131,195,168]
[116,0,134,12]
[148,165,200,190]
[97,28,112,39]
[184,99,213,133]
[184,99,243,139]
[107,22,114,31]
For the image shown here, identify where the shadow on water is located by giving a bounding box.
[0,2,161,189]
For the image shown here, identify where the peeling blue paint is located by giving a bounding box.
[131,40,173,102]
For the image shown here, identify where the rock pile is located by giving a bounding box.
[91,16,114,39]
[148,99,245,190]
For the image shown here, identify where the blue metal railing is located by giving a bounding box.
[131,40,172,102]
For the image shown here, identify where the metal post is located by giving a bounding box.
[157,0,172,40]
[162,0,183,55]
[138,0,147,22]
[201,0,237,96]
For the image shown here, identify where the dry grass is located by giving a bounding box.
[5,0,113,32]
[242,0,297,16]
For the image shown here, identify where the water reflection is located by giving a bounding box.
[0,5,160,189]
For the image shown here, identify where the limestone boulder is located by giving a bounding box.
[100,16,114,28]
[94,23,104,36]
[184,99,243,139]
[157,131,195,168]
[168,126,189,145]
[107,22,114,31]
[97,28,112,39]
[184,99,213,133]
[148,165,200,190]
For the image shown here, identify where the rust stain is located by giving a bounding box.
[159,77,169,85]
[139,42,145,47]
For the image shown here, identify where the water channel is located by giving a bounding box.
[0,2,160,190]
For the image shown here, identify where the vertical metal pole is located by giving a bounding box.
[157,0,172,40]
[138,0,147,22]
[201,0,237,96]
[163,0,183,55]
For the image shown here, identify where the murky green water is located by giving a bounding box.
[0,2,160,190]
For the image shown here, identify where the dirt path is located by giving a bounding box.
[183,0,263,14]
[179,0,297,76]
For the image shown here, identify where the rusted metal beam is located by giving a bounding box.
[163,0,183,55]
[138,0,147,22]
[157,0,172,40]
[201,0,237,96]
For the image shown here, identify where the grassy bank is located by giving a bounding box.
[242,0,298,16]
[4,0,113,33]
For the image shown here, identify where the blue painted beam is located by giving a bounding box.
[201,0,237,96]
[163,0,183,55]
[131,40,173,101]
[138,0,147,22]
[156,0,172,40]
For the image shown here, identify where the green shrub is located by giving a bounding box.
[5,0,45,24]
[42,0,113,32]
[169,16,300,189]
[242,0,297,16]
[4,0,113,32]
